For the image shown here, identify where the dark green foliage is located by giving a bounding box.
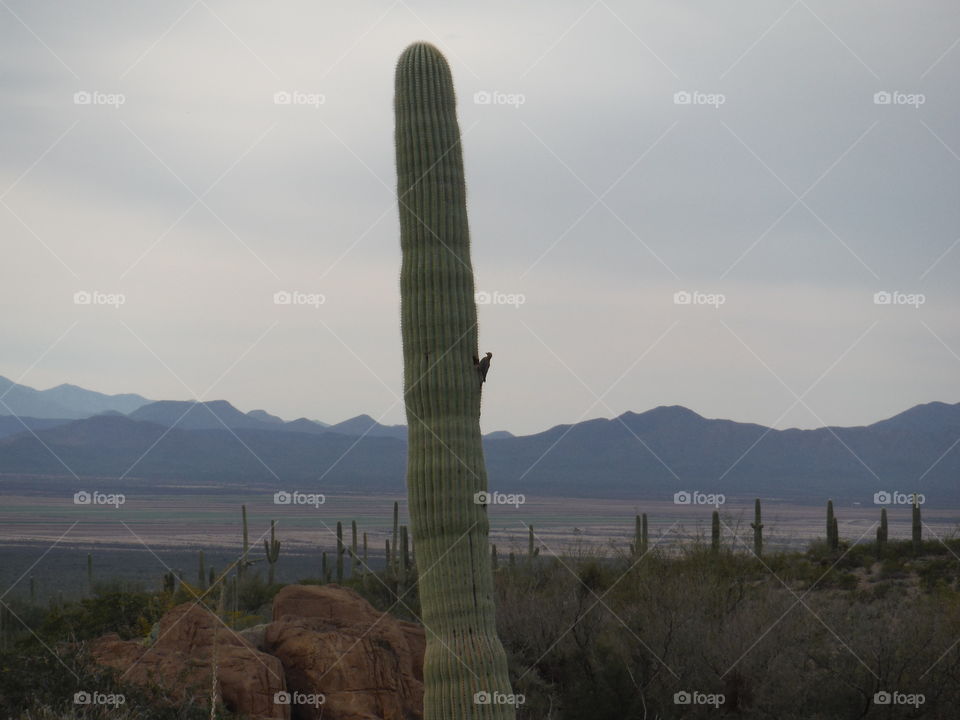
[40,589,165,642]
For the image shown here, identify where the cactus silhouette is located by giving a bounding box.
[876,507,888,554]
[395,41,516,719]
[912,499,922,554]
[264,520,281,585]
[239,505,251,579]
[351,520,358,578]
[751,499,764,557]
[336,521,344,583]
[826,500,838,551]
[711,510,720,553]
[392,501,400,578]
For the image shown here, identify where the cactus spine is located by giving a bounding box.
[264,520,281,585]
[711,510,720,553]
[395,41,515,719]
[912,499,922,554]
[751,499,764,557]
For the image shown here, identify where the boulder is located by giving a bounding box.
[265,584,425,720]
[91,602,287,720]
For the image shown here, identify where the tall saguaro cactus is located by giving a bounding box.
[751,499,764,557]
[876,508,888,554]
[912,500,922,554]
[395,41,516,719]
[264,520,281,585]
[826,500,838,551]
[711,510,721,553]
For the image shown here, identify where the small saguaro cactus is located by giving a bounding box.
[363,532,369,579]
[528,524,540,563]
[384,540,392,579]
[396,41,516,719]
[264,520,281,585]
[876,508,888,554]
[711,510,720,553]
[336,522,344,583]
[751,499,764,557]
[491,544,498,571]
[321,551,329,584]
[826,500,838,551]
[633,514,649,557]
[162,571,176,594]
[392,501,400,577]
[209,566,216,588]
[912,499,922,554]
[87,553,93,591]
[239,505,251,579]
[351,520,358,578]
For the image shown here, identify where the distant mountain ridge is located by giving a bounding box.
[0,399,956,503]
[0,376,150,419]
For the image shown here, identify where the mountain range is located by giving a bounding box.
[0,377,957,503]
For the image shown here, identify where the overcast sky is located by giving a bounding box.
[1,1,958,435]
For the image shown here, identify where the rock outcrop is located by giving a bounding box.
[90,585,426,720]
[264,584,425,720]
[91,602,287,720]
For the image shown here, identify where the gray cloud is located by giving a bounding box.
[1,1,958,435]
